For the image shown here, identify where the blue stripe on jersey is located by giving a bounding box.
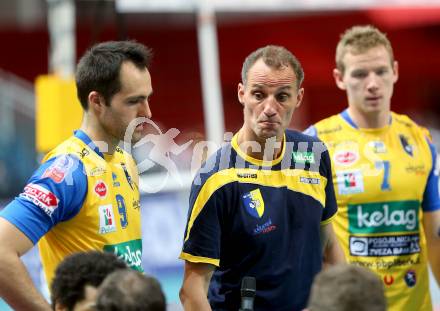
[422,140,440,212]
[340,109,358,128]
[0,154,87,244]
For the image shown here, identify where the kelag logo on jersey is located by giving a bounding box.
[242,189,265,218]
[292,152,315,164]
[348,201,419,234]
[103,239,143,272]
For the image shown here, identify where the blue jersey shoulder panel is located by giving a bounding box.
[0,154,87,244]
[422,140,440,212]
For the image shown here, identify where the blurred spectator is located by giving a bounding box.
[51,251,127,311]
[96,269,166,311]
[306,264,386,311]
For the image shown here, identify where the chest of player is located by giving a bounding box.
[81,160,140,236]
[225,178,324,246]
[325,130,431,204]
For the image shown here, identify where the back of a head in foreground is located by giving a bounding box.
[51,251,128,311]
[307,264,387,311]
[96,269,166,311]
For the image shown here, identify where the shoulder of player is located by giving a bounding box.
[311,114,343,136]
[285,129,323,145]
[391,111,431,138]
[191,143,234,185]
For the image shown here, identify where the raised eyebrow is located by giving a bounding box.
[277,85,293,91]
[250,83,265,89]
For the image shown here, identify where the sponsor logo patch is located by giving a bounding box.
[399,134,414,157]
[237,172,258,179]
[368,141,387,153]
[292,151,315,164]
[349,234,420,257]
[98,204,116,234]
[242,189,265,218]
[94,181,108,198]
[253,218,277,235]
[299,176,320,184]
[20,184,59,216]
[89,167,106,176]
[404,270,417,287]
[121,163,135,190]
[383,275,394,286]
[78,148,89,159]
[103,239,143,271]
[334,150,359,166]
[42,155,74,183]
[336,170,364,195]
[405,164,426,175]
[132,199,140,210]
[112,173,121,187]
[348,201,419,234]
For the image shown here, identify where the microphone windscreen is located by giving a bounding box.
[241,276,256,297]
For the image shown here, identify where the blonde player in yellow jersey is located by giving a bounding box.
[305,25,440,310]
[0,41,154,311]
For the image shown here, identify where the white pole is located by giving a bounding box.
[46,0,76,77]
[196,0,225,146]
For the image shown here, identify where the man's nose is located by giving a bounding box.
[263,96,277,116]
[140,100,152,119]
[366,73,379,91]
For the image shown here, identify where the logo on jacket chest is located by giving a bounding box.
[242,189,265,218]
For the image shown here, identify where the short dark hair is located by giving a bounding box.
[241,45,304,89]
[76,40,153,110]
[51,251,127,311]
[308,264,386,311]
[96,270,166,311]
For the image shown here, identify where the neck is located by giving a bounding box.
[237,128,283,161]
[347,107,390,129]
[80,115,119,154]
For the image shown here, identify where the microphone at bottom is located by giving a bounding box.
[239,276,256,311]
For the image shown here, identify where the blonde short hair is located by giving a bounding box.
[335,25,394,74]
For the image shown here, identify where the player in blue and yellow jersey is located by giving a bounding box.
[179,45,345,311]
[305,25,440,311]
[0,41,154,311]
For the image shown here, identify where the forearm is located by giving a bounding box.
[428,242,440,286]
[321,224,346,266]
[0,249,51,311]
[323,239,346,266]
[180,286,212,311]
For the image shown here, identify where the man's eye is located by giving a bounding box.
[376,68,388,76]
[253,92,264,100]
[276,93,290,102]
[352,72,367,78]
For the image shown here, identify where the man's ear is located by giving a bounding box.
[296,88,304,108]
[237,83,245,106]
[88,91,105,113]
[392,60,399,83]
[333,68,346,91]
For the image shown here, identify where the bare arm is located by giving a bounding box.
[423,209,440,286]
[0,218,51,311]
[320,223,346,267]
[180,261,215,311]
